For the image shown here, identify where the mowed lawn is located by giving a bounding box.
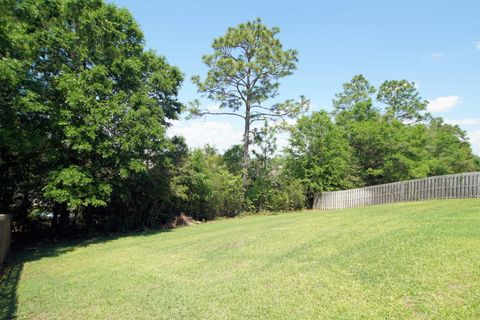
[2,200,480,319]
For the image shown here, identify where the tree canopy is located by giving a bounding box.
[0,0,183,230]
[286,111,356,204]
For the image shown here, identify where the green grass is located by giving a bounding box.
[2,199,480,319]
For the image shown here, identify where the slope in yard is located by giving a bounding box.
[1,200,480,319]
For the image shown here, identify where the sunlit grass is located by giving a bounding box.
[2,199,480,319]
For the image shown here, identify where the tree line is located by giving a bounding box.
[1,0,478,236]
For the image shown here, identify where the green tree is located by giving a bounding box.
[222,144,243,175]
[286,111,356,206]
[377,80,429,123]
[251,122,278,169]
[247,157,305,212]
[332,75,379,126]
[332,77,430,185]
[0,0,49,222]
[0,0,183,229]
[175,148,243,220]
[247,122,278,211]
[349,119,430,185]
[425,118,480,175]
[189,18,308,189]
[332,74,376,115]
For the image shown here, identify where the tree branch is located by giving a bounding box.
[249,111,295,124]
[251,111,294,118]
[196,110,246,119]
[251,105,272,111]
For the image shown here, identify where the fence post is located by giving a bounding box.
[0,214,12,267]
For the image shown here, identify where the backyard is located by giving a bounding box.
[2,1,480,319]
[1,199,480,319]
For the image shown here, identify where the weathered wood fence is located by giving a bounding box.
[0,214,12,266]
[313,172,480,210]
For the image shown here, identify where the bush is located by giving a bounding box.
[246,158,306,212]
[175,147,243,220]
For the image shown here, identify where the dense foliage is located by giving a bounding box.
[285,75,480,201]
[285,111,356,205]
[174,146,243,220]
[0,2,478,237]
[1,0,184,232]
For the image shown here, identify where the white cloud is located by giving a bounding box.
[467,130,480,155]
[168,120,242,152]
[475,41,480,50]
[429,52,444,59]
[427,95,460,112]
[445,118,480,126]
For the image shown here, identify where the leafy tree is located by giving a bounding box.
[332,75,379,126]
[286,111,356,206]
[377,80,429,123]
[189,18,309,189]
[425,118,480,175]
[475,155,480,169]
[349,119,430,185]
[98,136,190,231]
[247,122,278,211]
[0,0,49,222]
[332,77,431,185]
[222,144,243,175]
[332,74,376,114]
[175,148,243,220]
[246,157,305,212]
[332,76,479,187]
[0,0,183,229]
[251,122,278,169]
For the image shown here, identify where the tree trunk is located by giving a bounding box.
[242,102,251,190]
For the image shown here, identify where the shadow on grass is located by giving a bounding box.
[0,263,23,319]
[15,228,171,263]
[0,228,171,318]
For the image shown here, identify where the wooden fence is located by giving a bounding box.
[313,172,480,210]
[0,214,12,266]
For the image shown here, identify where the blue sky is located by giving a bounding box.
[112,0,480,154]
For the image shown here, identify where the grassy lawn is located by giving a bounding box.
[1,199,480,319]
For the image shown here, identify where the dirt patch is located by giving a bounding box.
[170,213,199,228]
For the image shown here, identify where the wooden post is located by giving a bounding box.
[0,214,12,267]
